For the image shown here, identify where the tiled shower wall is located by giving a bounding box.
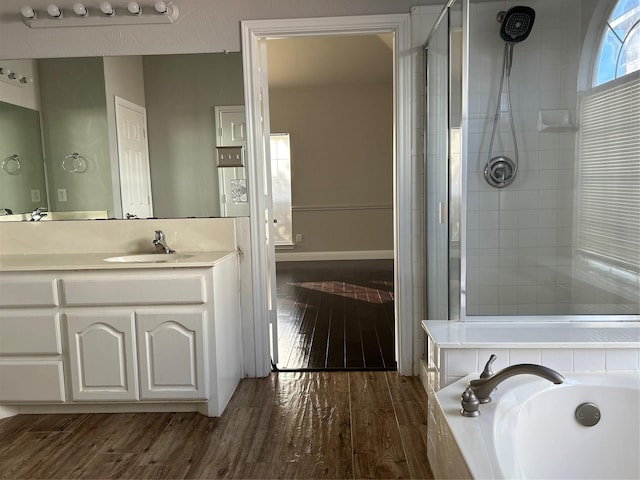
[466,0,581,315]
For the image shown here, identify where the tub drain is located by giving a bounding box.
[575,402,601,427]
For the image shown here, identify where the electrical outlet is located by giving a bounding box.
[30,189,41,202]
[57,188,67,202]
[295,233,303,243]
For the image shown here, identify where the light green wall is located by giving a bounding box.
[143,53,244,218]
[0,102,46,214]
[103,56,146,218]
[39,57,113,214]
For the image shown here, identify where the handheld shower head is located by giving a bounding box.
[500,6,536,43]
[497,6,536,77]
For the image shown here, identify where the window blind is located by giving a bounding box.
[577,74,640,272]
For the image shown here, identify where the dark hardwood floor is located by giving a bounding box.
[276,260,396,371]
[0,371,433,479]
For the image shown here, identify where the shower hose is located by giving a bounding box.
[485,43,520,188]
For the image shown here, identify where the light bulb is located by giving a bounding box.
[154,1,168,14]
[73,3,88,16]
[99,2,114,15]
[47,4,62,18]
[127,1,141,14]
[21,6,37,19]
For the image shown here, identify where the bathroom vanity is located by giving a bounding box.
[0,218,248,419]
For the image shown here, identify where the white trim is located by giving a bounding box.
[242,13,415,376]
[276,250,394,262]
[577,0,617,92]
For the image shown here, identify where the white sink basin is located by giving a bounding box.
[104,253,192,263]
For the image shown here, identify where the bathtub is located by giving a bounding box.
[432,372,640,479]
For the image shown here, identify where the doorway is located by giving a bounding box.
[266,34,395,370]
[242,14,415,377]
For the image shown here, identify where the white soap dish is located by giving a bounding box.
[538,109,575,132]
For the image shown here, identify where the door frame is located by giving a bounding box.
[241,14,414,376]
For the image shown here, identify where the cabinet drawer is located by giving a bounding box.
[0,314,62,354]
[62,273,206,306]
[0,277,57,308]
[0,361,65,402]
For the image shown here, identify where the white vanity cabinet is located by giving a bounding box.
[61,270,211,403]
[65,310,207,402]
[0,252,242,417]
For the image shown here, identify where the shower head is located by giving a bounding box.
[499,6,535,43]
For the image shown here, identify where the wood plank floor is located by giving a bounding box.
[0,372,433,479]
[276,260,396,371]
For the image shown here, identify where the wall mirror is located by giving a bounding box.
[0,52,245,221]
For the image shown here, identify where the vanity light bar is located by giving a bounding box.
[0,66,33,87]
[21,2,179,28]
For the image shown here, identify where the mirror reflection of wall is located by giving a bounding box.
[0,101,47,215]
[39,57,112,215]
[0,52,245,220]
[143,53,245,218]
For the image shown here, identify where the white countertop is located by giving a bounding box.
[422,320,640,348]
[0,251,236,271]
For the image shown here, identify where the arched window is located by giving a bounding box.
[577,0,640,272]
[594,0,640,86]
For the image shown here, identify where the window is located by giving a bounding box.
[576,0,640,272]
[270,133,293,246]
[594,0,640,86]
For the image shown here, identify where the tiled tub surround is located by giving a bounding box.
[432,371,640,479]
[422,320,640,388]
[421,320,640,479]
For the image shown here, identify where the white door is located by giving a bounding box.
[215,106,251,217]
[216,106,247,146]
[115,96,153,219]
[257,40,279,368]
[240,36,279,371]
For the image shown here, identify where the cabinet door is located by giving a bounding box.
[137,312,207,400]
[66,312,139,401]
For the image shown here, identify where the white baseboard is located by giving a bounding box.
[275,250,394,262]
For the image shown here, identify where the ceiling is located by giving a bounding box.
[266,34,393,89]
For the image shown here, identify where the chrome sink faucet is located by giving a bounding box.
[30,207,47,221]
[153,230,175,254]
[461,354,564,417]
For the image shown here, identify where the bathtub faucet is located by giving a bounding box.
[461,355,564,417]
